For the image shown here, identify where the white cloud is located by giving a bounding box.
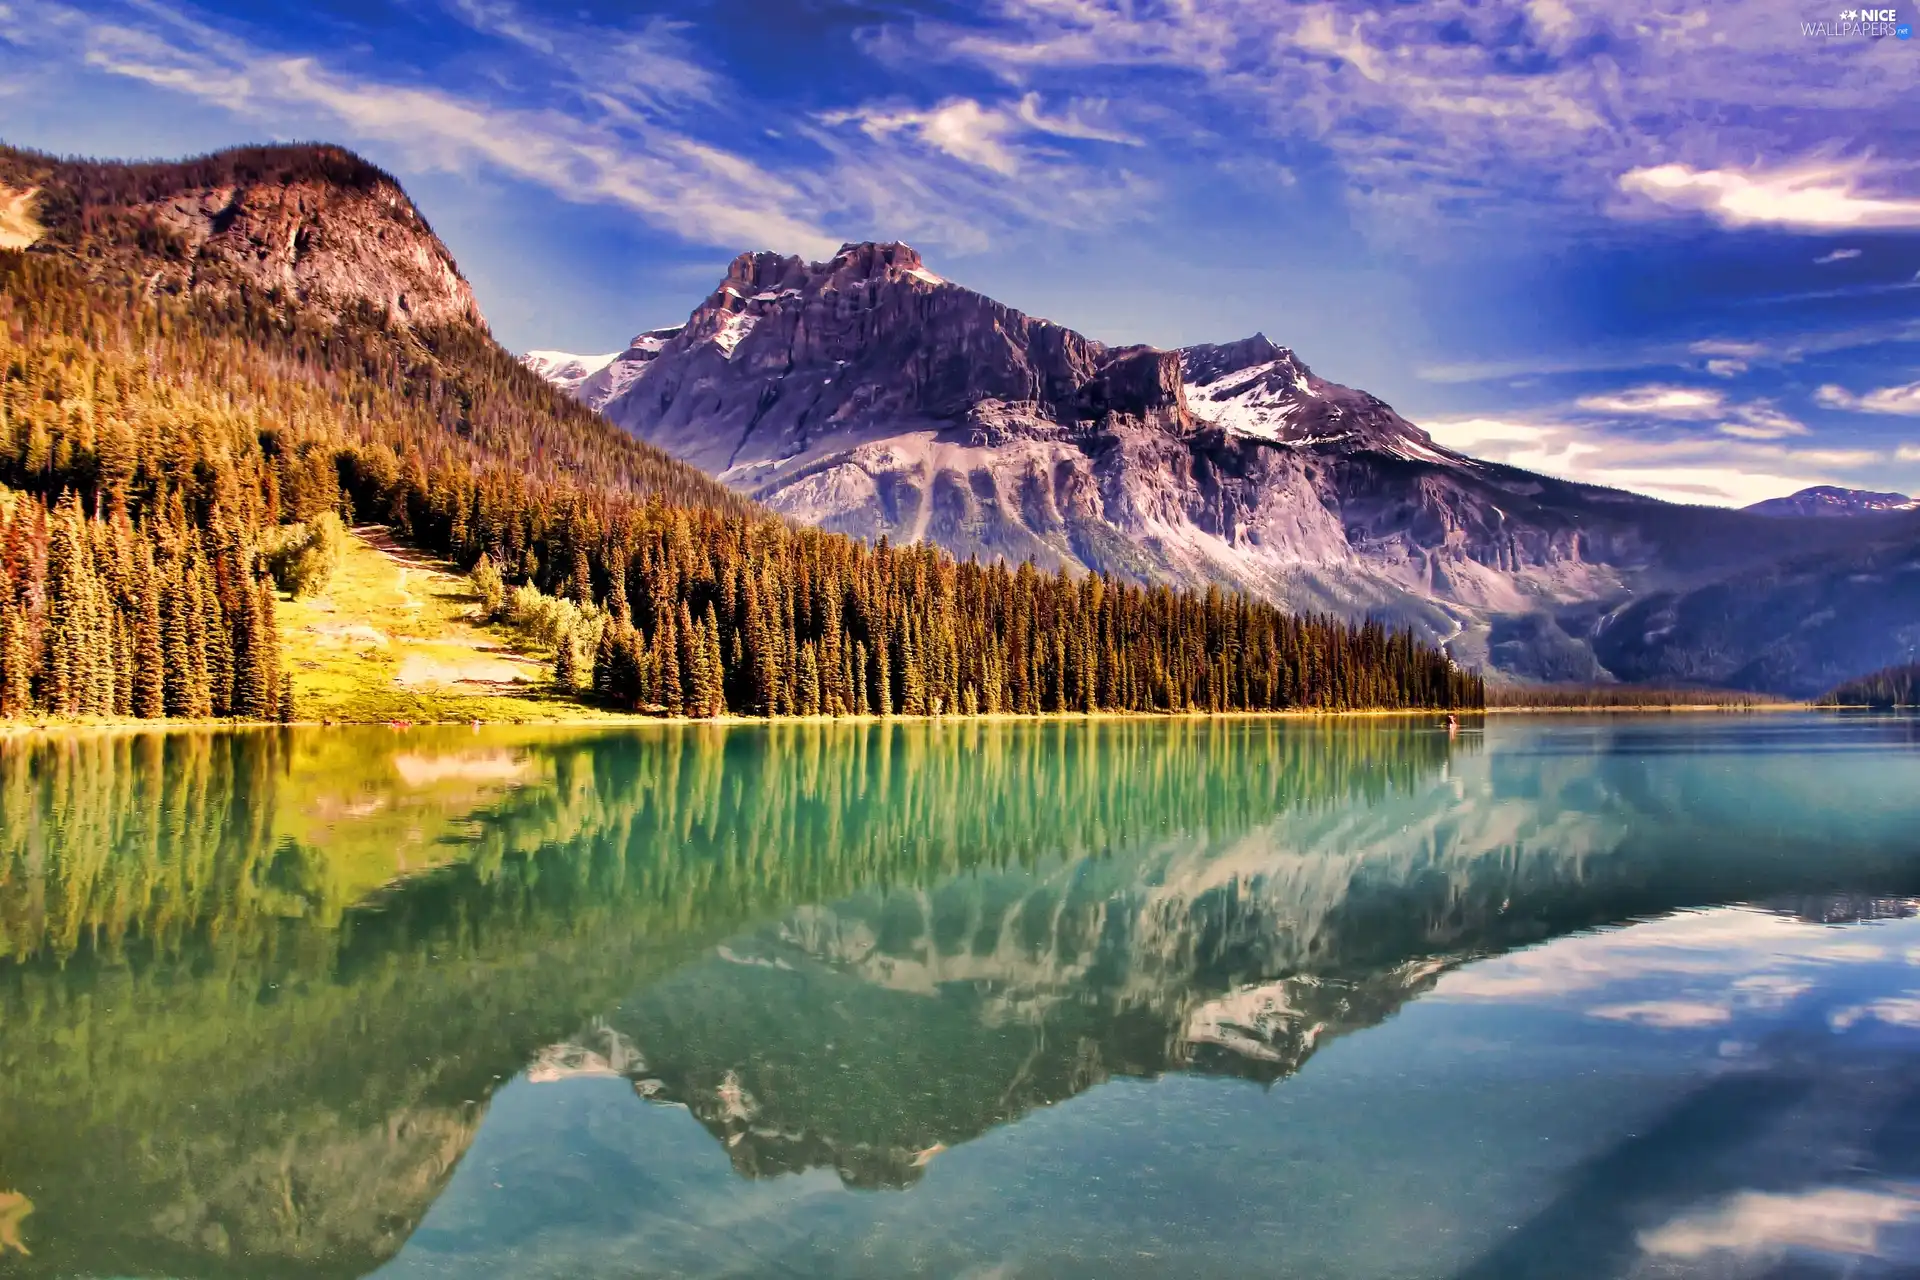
[823,98,1027,176]
[1576,384,1724,418]
[1705,359,1747,378]
[1639,1184,1920,1262]
[1421,413,1867,507]
[1816,381,1920,416]
[1618,160,1920,231]
[1570,386,1804,438]
[1814,247,1863,264]
[1435,906,1898,1005]
[819,92,1141,180]
[1830,996,1920,1031]
[1589,999,1731,1028]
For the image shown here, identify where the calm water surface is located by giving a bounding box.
[2,714,1919,1278]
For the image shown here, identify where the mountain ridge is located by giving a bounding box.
[1745,485,1918,518]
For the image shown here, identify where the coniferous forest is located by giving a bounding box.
[1820,663,1920,708]
[0,143,1481,721]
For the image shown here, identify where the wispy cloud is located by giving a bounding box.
[11,0,1156,263]
[1814,247,1863,264]
[44,0,845,255]
[1419,325,1920,387]
[867,0,1920,237]
[1815,380,1920,416]
[1572,384,1807,439]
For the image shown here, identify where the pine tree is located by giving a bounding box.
[700,603,726,717]
[161,557,193,717]
[655,606,683,715]
[132,540,164,718]
[0,586,24,718]
[799,642,821,716]
[553,624,579,692]
[40,496,84,715]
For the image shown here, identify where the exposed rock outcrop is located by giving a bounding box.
[1,143,483,328]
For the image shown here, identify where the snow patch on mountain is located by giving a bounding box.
[525,326,684,411]
[1183,360,1305,440]
[712,310,759,357]
[522,349,617,391]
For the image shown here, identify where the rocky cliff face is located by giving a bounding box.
[534,241,1916,688]
[1,143,484,328]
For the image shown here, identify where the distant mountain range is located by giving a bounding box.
[1744,485,1918,518]
[529,243,1920,695]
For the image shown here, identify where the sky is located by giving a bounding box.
[2,0,1918,507]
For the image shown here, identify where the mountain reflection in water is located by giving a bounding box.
[0,715,1916,1279]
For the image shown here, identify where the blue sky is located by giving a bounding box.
[3,0,1919,506]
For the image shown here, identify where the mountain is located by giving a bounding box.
[531,241,1920,691]
[1,143,483,328]
[1745,485,1919,518]
[0,140,740,506]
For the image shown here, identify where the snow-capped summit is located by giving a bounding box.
[522,327,684,412]
[1179,334,1456,462]
[522,349,617,390]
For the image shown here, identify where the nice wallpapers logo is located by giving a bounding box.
[1806,6,1913,34]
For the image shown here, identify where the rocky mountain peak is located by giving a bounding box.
[827,240,937,284]
[1180,333,1290,383]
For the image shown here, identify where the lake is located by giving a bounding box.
[2,714,1919,1278]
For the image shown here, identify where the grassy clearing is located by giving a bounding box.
[279,525,632,723]
[0,184,41,250]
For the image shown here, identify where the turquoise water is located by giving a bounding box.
[2,714,1919,1277]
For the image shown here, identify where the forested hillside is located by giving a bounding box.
[0,142,1480,720]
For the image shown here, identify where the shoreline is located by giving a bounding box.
[0,703,1868,735]
[1481,703,1810,714]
